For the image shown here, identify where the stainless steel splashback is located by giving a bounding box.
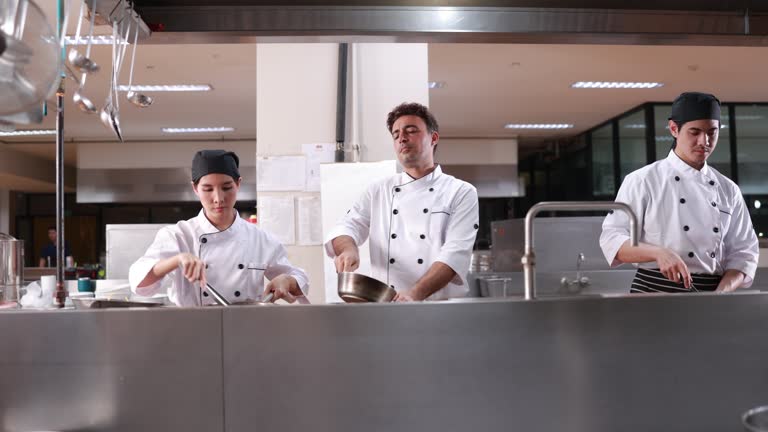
[77,167,256,203]
[491,216,632,272]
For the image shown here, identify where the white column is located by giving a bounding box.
[0,189,9,234]
[349,44,430,162]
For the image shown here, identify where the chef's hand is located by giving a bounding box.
[655,248,692,288]
[334,249,360,273]
[264,274,302,303]
[177,253,207,286]
[393,290,417,302]
[332,236,360,273]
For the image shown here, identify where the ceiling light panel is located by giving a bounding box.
[117,84,213,92]
[162,127,235,134]
[504,124,573,129]
[571,81,664,89]
[0,129,57,136]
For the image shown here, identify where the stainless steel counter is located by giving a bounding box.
[2,294,768,432]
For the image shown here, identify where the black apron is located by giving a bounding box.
[631,268,722,293]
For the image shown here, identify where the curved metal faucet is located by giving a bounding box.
[522,201,639,300]
[561,253,590,292]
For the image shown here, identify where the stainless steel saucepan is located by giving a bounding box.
[337,272,396,303]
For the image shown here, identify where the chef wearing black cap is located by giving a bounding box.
[129,149,308,306]
[601,92,758,293]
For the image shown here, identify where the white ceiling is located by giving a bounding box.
[4,1,768,167]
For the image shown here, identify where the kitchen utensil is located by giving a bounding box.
[204,282,230,306]
[71,298,163,309]
[0,0,61,116]
[231,292,274,306]
[67,65,97,113]
[68,0,100,73]
[0,232,24,305]
[743,405,768,431]
[100,18,128,141]
[125,16,152,107]
[205,282,276,306]
[337,272,396,303]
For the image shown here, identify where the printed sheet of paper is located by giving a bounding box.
[296,196,323,245]
[256,156,306,191]
[258,196,295,245]
[302,143,336,192]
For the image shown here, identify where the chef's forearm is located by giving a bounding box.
[410,262,456,300]
[137,255,181,288]
[331,235,357,256]
[717,269,746,292]
[615,241,666,264]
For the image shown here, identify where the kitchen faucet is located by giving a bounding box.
[522,201,639,300]
[560,253,590,292]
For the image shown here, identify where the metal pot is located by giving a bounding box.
[337,272,396,303]
[0,232,24,304]
[743,406,768,431]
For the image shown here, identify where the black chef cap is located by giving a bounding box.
[668,92,721,125]
[191,150,240,182]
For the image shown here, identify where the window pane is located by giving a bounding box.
[654,104,674,160]
[618,109,646,182]
[591,123,614,196]
[736,105,768,194]
[654,103,731,177]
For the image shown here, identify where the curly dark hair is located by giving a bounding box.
[386,102,439,134]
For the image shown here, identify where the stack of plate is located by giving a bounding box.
[94,280,132,301]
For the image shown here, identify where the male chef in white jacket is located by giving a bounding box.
[325,102,480,301]
[129,150,308,306]
[601,92,758,293]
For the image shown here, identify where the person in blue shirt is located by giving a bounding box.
[39,226,73,267]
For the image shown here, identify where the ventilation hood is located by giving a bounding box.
[133,0,768,46]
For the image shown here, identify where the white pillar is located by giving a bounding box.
[0,189,9,234]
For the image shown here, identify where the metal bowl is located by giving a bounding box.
[744,406,768,431]
[337,272,396,303]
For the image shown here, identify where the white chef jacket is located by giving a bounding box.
[600,150,759,287]
[324,165,479,300]
[129,210,309,306]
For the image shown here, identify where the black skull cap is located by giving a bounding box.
[192,150,240,182]
[669,92,721,125]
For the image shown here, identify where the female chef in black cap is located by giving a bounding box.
[129,149,308,306]
[601,92,758,293]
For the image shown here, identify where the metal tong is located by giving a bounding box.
[204,283,273,306]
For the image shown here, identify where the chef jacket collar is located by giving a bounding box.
[666,149,711,178]
[396,165,443,191]
[195,209,244,239]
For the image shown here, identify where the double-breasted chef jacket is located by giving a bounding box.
[129,210,309,306]
[600,150,759,287]
[324,165,480,300]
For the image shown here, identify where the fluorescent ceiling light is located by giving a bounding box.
[572,81,664,89]
[735,115,764,121]
[117,84,213,92]
[655,136,674,141]
[623,124,646,129]
[65,35,128,45]
[428,81,446,89]
[504,124,573,129]
[162,127,234,134]
[0,129,56,136]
